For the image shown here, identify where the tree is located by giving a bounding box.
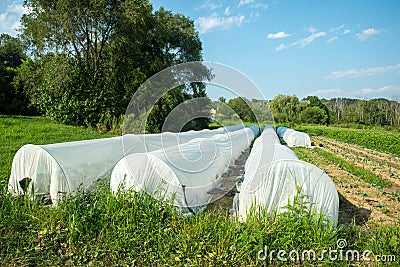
[0,34,31,114]
[300,106,328,124]
[227,97,256,123]
[324,97,400,126]
[218,96,226,103]
[302,95,330,124]
[0,34,26,68]
[19,0,207,130]
[269,94,299,123]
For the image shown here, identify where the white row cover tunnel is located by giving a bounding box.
[8,124,247,204]
[238,126,339,225]
[276,126,311,147]
[110,126,258,209]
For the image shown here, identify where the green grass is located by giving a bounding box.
[296,125,400,156]
[1,116,400,266]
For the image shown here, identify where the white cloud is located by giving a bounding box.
[330,24,345,32]
[356,28,382,41]
[327,36,338,44]
[238,0,255,7]
[276,44,286,51]
[294,29,326,47]
[0,2,32,36]
[250,2,269,9]
[0,13,19,36]
[343,29,351,34]
[199,1,222,10]
[275,27,326,51]
[325,64,400,79]
[195,13,246,34]
[0,2,27,36]
[358,86,399,95]
[360,88,374,94]
[6,2,28,15]
[224,6,230,16]
[313,88,343,95]
[267,31,291,39]
[378,85,397,92]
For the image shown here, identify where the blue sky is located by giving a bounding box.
[1,0,400,101]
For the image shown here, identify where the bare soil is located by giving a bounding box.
[308,136,400,226]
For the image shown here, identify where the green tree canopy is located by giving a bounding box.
[18,0,207,130]
[0,33,26,68]
[269,94,300,123]
[300,106,328,124]
[0,34,31,114]
[227,97,256,123]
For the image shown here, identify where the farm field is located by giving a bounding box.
[296,125,400,156]
[1,116,399,265]
[292,125,400,226]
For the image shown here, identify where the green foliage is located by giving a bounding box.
[270,94,330,125]
[270,94,300,123]
[18,0,206,130]
[297,125,400,156]
[301,106,328,124]
[0,33,26,68]
[302,95,330,124]
[324,97,400,126]
[0,34,32,114]
[227,97,256,123]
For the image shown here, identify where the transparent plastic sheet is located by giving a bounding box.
[8,124,245,204]
[276,126,311,147]
[110,127,258,209]
[239,159,339,225]
[238,126,338,226]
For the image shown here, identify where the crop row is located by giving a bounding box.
[296,125,400,156]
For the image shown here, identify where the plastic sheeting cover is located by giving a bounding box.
[239,159,339,225]
[244,126,296,180]
[111,127,257,208]
[238,125,338,225]
[277,126,311,147]
[8,124,245,204]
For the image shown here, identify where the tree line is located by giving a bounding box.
[1,0,209,132]
[212,94,400,127]
[323,97,400,126]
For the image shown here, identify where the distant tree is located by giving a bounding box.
[302,95,330,124]
[227,97,256,123]
[269,94,299,123]
[218,96,226,103]
[0,34,31,114]
[300,106,328,124]
[249,99,274,126]
[0,34,26,68]
[324,97,400,126]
